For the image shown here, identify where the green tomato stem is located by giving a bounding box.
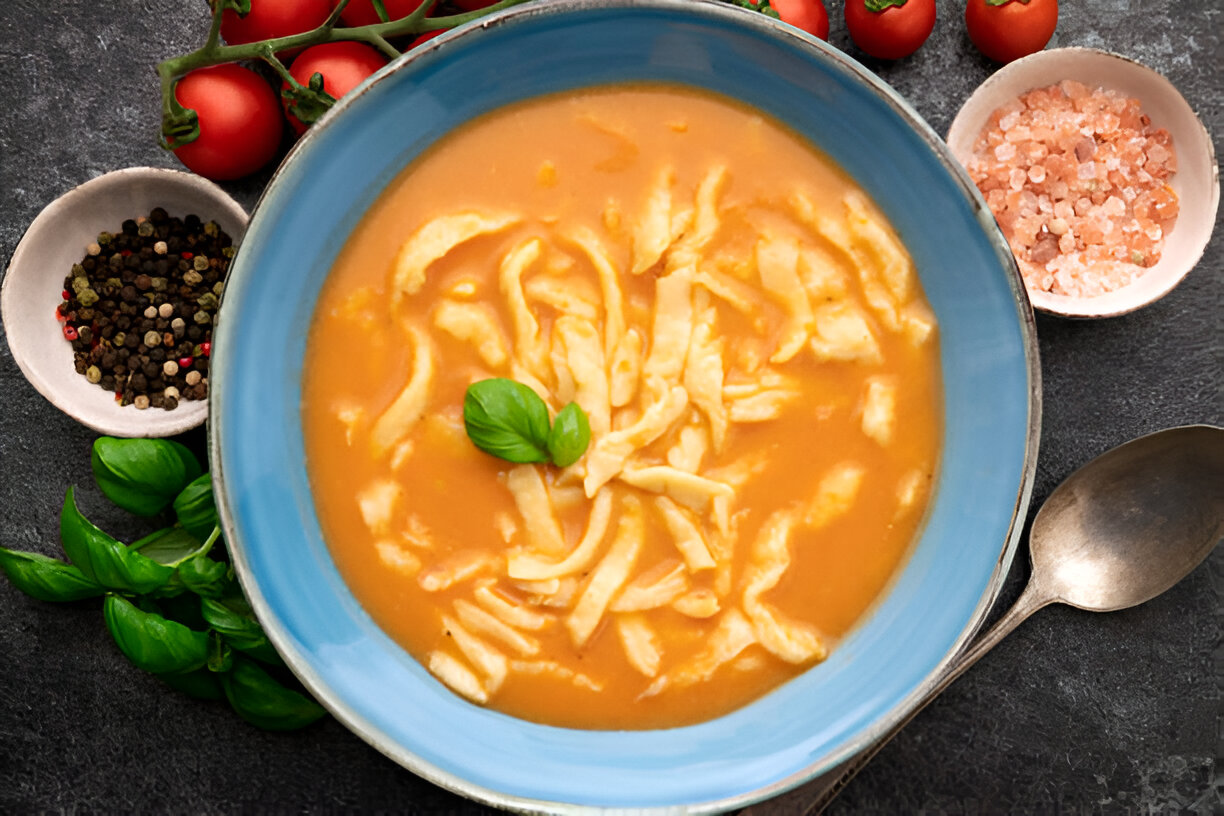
[864,0,908,11]
[204,0,225,51]
[158,0,534,149]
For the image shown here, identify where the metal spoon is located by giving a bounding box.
[752,424,1224,816]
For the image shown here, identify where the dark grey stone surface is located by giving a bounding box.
[0,0,1219,813]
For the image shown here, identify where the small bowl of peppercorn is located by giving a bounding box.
[1,166,247,437]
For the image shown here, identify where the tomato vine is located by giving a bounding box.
[157,0,532,150]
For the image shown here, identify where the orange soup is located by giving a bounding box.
[302,85,941,729]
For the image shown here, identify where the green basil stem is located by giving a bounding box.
[159,0,534,149]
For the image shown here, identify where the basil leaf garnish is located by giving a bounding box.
[463,378,593,467]
[91,437,203,517]
[222,657,326,731]
[0,548,105,602]
[60,488,175,593]
[464,378,552,464]
[547,402,592,467]
[103,593,208,674]
[172,474,217,543]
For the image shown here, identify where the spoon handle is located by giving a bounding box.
[796,580,1054,814]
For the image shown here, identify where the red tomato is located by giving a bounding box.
[220,0,333,45]
[966,0,1058,63]
[283,41,388,134]
[172,64,283,180]
[746,0,828,40]
[844,0,936,60]
[452,0,499,10]
[338,0,432,27]
[408,27,450,48]
[769,0,829,40]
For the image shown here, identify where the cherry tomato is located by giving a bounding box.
[172,64,284,180]
[452,0,499,10]
[338,0,432,27]
[408,27,450,48]
[966,0,1058,64]
[746,0,828,40]
[769,0,829,40]
[283,41,388,133]
[220,0,333,45]
[844,0,936,60]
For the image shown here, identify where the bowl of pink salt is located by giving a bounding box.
[947,47,1219,318]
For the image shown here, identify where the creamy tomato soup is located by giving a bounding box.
[302,85,941,729]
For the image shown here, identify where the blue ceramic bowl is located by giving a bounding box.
[211,0,1040,810]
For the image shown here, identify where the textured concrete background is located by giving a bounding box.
[0,0,1219,813]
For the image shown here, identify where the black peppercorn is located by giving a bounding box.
[59,209,229,410]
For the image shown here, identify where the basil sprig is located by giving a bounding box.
[464,378,592,467]
[0,436,324,732]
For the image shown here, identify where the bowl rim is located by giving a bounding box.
[946,46,1221,319]
[1,166,248,437]
[210,0,1042,810]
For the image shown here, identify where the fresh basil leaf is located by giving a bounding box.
[234,638,285,668]
[222,656,326,731]
[201,595,284,665]
[103,594,208,674]
[91,437,203,517]
[547,402,591,467]
[0,548,105,602]
[172,475,217,543]
[160,667,224,700]
[463,378,552,464]
[207,630,234,673]
[200,595,260,637]
[60,488,175,593]
[148,572,188,599]
[178,554,229,599]
[132,526,204,567]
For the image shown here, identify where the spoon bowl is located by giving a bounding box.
[1032,425,1224,611]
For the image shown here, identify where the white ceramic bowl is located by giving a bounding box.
[947,47,1219,318]
[2,167,248,437]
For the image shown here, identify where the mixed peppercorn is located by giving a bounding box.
[58,208,231,410]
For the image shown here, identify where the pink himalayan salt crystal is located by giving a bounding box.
[965,82,1179,299]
